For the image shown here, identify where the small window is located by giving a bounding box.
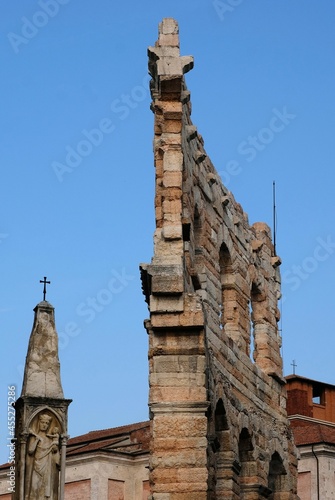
[312,384,325,405]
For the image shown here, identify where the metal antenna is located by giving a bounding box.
[273,181,277,256]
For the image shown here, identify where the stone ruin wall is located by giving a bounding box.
[141,18,298,499]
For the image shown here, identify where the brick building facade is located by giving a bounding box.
[287,375,335,499]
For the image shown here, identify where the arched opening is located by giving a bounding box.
[214,399,239,499]
[250,280,282,375]
[249,283,262,362]
[193,205,202,253]
[188,205,203,292]
[268,452,287,499]
[219,243,250,353]
[219,243,235,333]
[250,282,265,366]
[215,398,229,433]
[239,428,258,498]
[248,300,254,361]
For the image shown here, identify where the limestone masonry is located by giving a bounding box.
[14,301,71,500]
[140,18,298,499]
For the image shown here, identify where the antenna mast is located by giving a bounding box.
[273,181,277,256]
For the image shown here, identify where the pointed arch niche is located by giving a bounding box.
[268,452,288,499]
[250,281,282,374]
[214,399,239,499]
[249,283,264,363]
[219,244,236,335]
[219,243,249,353]
[238,428,258,498]
[193,205,202,252]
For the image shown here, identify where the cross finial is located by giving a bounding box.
[291,359,297,375]
[40,276,51,301]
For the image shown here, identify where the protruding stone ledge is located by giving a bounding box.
[148,19,194,101]
[150,294,204,330]
[150,309,204,328]
[268,371,286,386]
[206,173,216,187]
[150,401,209,414]
[185,125,197,141]
[251,239,263,252]
[181,90,191,103]
[150,295,184,313]
[221,195,230,207]
[150,264,184,295]
[149,52,193,79]
[194,150,207,164]
[162,223,183,240]
[271,255,282,268]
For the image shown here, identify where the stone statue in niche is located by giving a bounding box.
[25,412,60,499]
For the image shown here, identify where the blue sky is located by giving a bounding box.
[1,1,335,464]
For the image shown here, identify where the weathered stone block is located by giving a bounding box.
[150,386,207,403]
[163,171,183,188]
[163,150,183,172]
[154,415,207,438]
[162,224,183,240]
[150,295,184,313]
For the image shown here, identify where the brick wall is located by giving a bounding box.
[287,388,312,417]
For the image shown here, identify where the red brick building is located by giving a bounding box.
[287,375,335,499]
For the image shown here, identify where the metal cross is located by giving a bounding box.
[291,360,297,375]
[40,277,51,301]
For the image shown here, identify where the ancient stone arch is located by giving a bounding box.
[268,451,289,499]
[141,18,298,499]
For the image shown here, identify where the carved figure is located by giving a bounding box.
[25,413,60,499]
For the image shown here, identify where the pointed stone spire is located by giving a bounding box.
[21,300,64,399]
[14,300,71,500]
